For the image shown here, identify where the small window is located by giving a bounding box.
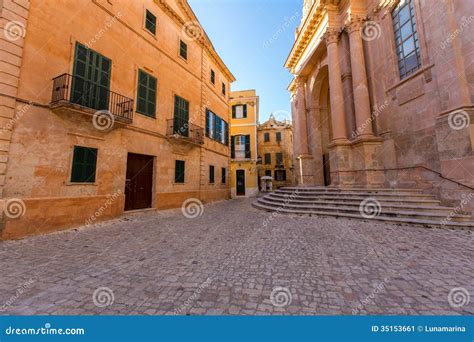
[175,160,185,183]
[179,40,188,60]
[274,170,287,181]
[71,146,98,183]
[221,82,226,96]
[136,69,157,117]
[221,167,226,184]
[210,69,215,84]
[265,170,272,177]
[276,152,283,165]
[145,10,156,35]
[232,104,247,119]
[264,132,270,142]
[264,153,271,165]
[276,132,282,142]
[209,165,215,184]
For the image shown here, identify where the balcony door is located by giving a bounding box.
[173,95,189,137]
[71,43,111,111]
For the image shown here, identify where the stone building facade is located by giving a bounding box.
[257,115,295,188]
[286,0,474,211]
[0,0,235,239]
[229,90,259,198]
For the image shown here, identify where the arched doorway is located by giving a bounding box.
[307,65,332,186]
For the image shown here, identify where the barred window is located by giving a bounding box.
[392,0,421,79]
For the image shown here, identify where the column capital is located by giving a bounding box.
[345,16,365,34]
[295,75,307,87]
[323,28,341,46]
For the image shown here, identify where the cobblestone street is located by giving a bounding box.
[0,199,473,315]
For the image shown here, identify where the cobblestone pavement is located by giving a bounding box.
[0,199,473,315]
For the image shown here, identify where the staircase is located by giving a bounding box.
[253,187,474,229]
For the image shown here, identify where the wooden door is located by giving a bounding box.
[125,153,154,211]
[236,170,246,196]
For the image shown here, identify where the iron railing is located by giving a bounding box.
[51,73,134,123]
[166,118,204,144]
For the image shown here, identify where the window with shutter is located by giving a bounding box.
[264,132,270,142]
[231,136,235,159]
[276,153,283,165]
[71,146,98,183]
[264,153,271,165]
[244,135,251,159]
[221,167,226,184]
[210,69,215,84]
[136,69,157,118]
[145,10,156,35]
[209,165,215,184]
[175,160,185,183]
[206,108,228,144]
[276,132,282,142]
[173,95,189,136]
[179,40,188,60]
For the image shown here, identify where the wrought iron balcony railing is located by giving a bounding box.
[166,118,204,145]
[50,73,134,123]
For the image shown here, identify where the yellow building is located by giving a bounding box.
[258,115,295,188]
[0,0,235,239]
[229,90,259,198]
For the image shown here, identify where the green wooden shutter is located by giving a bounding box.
[175,160,185,183]
[232,105,236,119]
[244,135,251,159]
[71,146,98,183]
[231,136,235,158]
[243,105,247,118]
[137,70,157,117]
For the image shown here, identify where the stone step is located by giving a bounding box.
[262,196,458,214]
[256,198,472,223]
[269,192,441,204]
[281,186,424,193]
[252,201,474,229]
[275,189,435,199]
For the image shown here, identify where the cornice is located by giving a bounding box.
[284,0,328,72]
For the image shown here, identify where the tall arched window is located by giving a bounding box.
[392,0,422,79]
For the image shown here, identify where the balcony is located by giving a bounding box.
[50,73,134,126]
[166,118,204,145]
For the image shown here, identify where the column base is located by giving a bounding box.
[297,154,315,185]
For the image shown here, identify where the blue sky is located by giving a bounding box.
[188,0,303,123]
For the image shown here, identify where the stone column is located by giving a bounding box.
[346,17,374,138]
[294,76,310,156]
[324,29,348,143]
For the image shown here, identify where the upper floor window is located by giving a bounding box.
[276,132,282,142]
[392,0,421,79]
[179,40,188,60]
[231,135,250,159]
[221,82,226,96]
[264,153,271,165]
[221,167,226,184]
[206,109,228,145]
[276,152,283,165]
[145,10,156,35]
[264,132,270,142]
[137,69,157,118]
[232,104,247,119]
[210,69,215,84]
[209,165,215,184]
